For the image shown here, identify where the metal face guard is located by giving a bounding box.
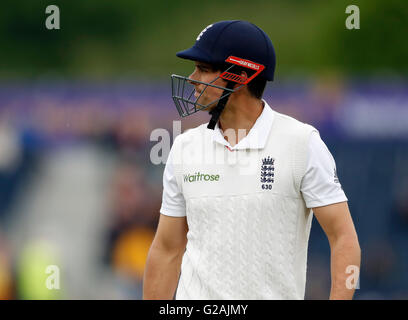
[171,56,262,119]
[171,68,240,118]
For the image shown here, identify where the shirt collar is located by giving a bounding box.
[211,99,275,150]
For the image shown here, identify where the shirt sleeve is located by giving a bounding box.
[159,144,186,217]
[300,131,348,209]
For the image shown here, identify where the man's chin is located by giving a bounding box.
[197,102,217,113]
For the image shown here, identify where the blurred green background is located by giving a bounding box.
[0,0,407,79]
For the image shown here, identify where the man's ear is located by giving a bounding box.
[232,70,249,91]
[240,70,248,81]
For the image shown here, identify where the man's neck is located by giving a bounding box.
[218,97,264,147]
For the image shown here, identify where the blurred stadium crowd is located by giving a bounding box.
[0,78,407,299]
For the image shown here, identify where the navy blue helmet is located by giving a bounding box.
[171,20,276,129]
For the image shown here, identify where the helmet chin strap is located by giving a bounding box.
[207,81,235,130]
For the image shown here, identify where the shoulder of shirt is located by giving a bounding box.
[171,122,210,147]
[272,110,318,136]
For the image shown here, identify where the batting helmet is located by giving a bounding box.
[171,20,276,129]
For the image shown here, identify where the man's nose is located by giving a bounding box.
[188,70,200,86]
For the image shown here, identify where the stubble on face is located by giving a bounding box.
[190,61,230,113]
[194,92,220,113]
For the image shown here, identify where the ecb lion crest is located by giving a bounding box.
[260,156,275,190]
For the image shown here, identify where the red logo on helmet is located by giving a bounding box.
[220,56,265,85]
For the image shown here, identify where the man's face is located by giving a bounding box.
[188,62,228,112]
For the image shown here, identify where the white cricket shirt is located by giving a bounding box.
[161,101,347,218]
[159,100,348,300]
